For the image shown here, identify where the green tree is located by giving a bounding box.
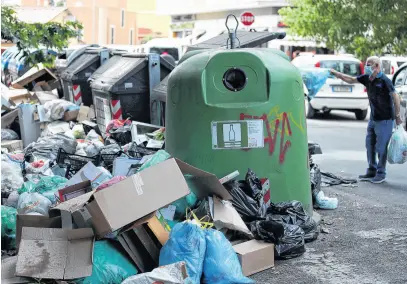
[280,0,407,59]
[1,6,82,66]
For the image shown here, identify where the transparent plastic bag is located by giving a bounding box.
[1,129,19,140]
[1,205,17,250]
[1,159,24,194]
[122,262,191,284]
[387,126,407,164]
[300,68,331,99]
[159,222,206,283]
[76,240,138,284]
[17,192,52,216]
[202,229,253,284]
[138,150,171,172]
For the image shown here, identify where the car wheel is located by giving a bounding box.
[306,102,316,119]
[355,109,368,120]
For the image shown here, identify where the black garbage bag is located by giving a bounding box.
[249,219,284,243]
[244,168,263,200]
[275,223,306,259]
[310,163,322,205]
[224,180,264,222]
[267,201,319,242]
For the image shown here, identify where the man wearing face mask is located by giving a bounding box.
[330,56,402,184]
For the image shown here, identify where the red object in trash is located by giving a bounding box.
[240,12,255,26]
[31,160,45,168]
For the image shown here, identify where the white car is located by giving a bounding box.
[292,54,369,120]
[392,62,407,129]
[380,56,407,80]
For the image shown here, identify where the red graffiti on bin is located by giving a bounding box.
[240,112,292,164]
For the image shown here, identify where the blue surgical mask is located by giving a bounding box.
[376,71,383,78]
[364,66,373,75]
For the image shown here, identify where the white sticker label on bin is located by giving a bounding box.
[211,120,264,150]
[125,82,133,89]
[131,173,144,195]
[85,72,92,77]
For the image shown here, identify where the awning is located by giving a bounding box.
[269,39,326,48]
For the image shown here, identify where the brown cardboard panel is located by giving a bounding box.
[1,109,19,128]
[146,216,169,245]
[233,240,274,276]
[11,66,57,90]
[16,227,94,280]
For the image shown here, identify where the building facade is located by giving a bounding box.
[156,0,329,58]
[18,0,170,45]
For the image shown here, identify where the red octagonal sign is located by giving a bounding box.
[240,11,255,26]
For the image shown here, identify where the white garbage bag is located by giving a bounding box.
[387,126,407,164]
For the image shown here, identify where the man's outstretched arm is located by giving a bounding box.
[330,69,359,84]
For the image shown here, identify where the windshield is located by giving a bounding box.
[320,61,361,76]
[149,47,179,61]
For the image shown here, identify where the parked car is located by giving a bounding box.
[380,56,407,80]
[392,62,407,129]
[292,54,369,120]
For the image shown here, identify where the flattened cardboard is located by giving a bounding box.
[1,256,31,284]
[16,227,94,280]
[65,162,105,187]
[50,190,95,216]
[16,214,62,251]
[77,105,91,122]
[233,240,275,276]
[1,140,23,152]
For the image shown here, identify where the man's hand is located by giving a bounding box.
[396,115,402,125]
[330,69,338,77]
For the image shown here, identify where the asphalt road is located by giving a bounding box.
[252,111,407,284]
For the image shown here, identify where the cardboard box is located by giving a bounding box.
[57,180,93,202]
[16,227,94,280]
[16,214,62,251]
[1,109,19,129]
[1,140,23,152]
[233,240,275,276]
[87,158,232,237]
[6,89,39,106]
[1,256,31,284]
[11,65,57,90]
[50,190,95,229]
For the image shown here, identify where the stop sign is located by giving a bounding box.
[240,12,255,26]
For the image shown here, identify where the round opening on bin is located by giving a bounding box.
[222,68,247,92]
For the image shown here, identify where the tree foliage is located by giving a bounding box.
[280,0,407,59]
[1,6,82,66]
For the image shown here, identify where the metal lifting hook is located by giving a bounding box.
[225,14,241,49]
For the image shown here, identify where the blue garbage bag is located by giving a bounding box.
[300,68,331,100]
[202,229,253,284]
[76,240,138,284]
[159,222,206,283]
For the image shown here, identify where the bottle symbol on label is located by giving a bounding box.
[229,124,235,141]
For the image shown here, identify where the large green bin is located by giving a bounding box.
[166,48,312,213]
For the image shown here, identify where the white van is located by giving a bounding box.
[292,54,369,120]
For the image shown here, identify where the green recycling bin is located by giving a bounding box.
[166,48,312,213]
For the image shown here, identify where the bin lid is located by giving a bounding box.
[151,75,169,102]
[61,52,99,81]
[90,54,148,93]
[89,54,124,82]
[186,31,286,52]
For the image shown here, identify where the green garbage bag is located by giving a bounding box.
[76,240,138,284]
[1,206,17,250]
[18,176,67,203]
[137,150,171,172]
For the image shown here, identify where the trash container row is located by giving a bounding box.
[60,48,175,135]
